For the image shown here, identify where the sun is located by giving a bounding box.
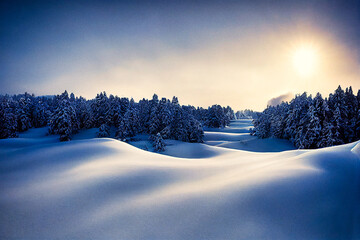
[292,45,318,77]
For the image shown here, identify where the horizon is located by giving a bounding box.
[1,0,359,111]
[4,83,359,112]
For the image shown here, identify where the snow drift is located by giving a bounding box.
[0,120,359,239]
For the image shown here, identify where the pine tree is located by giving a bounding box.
[123,107,140,137]
[148,94,160,134]
[76,97,93,129]
[318,121,335,147]
[252,110,271,138]
[251,87,359,149]
[92,92,110,127]
[33,99,48,128]
[116,118,130,141]
[170,103,186,140]
[48,91,77,141]
[0,97,17,139]
[303,105,322,148]
[138,98,150,133]
[97,124,110,138]
[344,87,357,142]
[149,112,161,135]
[153,133,165,152]
[160,126,171,139]
[158,98,172,130]
[16,97,32,132]
[188,117,204,143]
[206,105,226,128]
[332,106,344,145]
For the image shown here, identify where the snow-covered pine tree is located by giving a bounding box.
[332,106,345,145]
[269,103,287,138]
[328,86,346,118]
[123,104,140,137]
[344,86,357,142]
[0,96,17,139]
[91,92,110,127]
[303,105,322,149]
[76,97,93,129]
[170,102,187,141]
[16,97,32,132]
[105,94,119,126]
[119,97,130,119]
[188,117,204,143]
[160,126,171,139]
[206,105,226,128]
[137,98,150,133]
[116,118,130,141]
[48,91,77,141]
[158,98,172,130]
[149,111,161,135]
[224,106,234,125]
[97,124,110,138]
[252,110,271,138]
[152,132,165,152]
[318,121,335,147]
[32,98,49,128]
[148,94,161,135]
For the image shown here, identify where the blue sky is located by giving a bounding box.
[1,0,359,110]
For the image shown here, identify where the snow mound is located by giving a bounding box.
[0,136,359,239]
[351,141,360,157]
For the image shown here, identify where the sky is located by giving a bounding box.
[1,0,359,111]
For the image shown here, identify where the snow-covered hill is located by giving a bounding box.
[0,120,359,239]
[203,119,295,152]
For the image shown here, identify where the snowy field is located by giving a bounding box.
[0,120,359,239]
[203,119,295,152]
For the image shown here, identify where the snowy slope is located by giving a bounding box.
[204,119,295,152]
[0,122,359,239]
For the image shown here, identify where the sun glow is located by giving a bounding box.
[292,45,318,77]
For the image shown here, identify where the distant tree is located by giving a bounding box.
[206,105,226,128]
[48,91,77,141]
[16,97,32,132]
[152,132,165,152]
[97,124,110,138]
[318,121,335,147]
[332,106,345,145]
[0,91,237,146]
[252,109,271,138]
[252,86,360,149]
[123,105,140,137]
[32,98,49,128]
[76,97,93,129]
[116,118,130,141]
[170,102,187,141]
[0,96,17,139]
[302,105,322,148]
[187,117,204,143]
[91,92,109,127]
[344,87,357,142]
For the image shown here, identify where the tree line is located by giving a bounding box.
[235,109,258,119]
[251,86,360,149]
[0,91,235,150]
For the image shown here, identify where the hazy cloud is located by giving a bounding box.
[267,93,294,106]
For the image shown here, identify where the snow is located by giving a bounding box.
[204,119,252,133]
[204,119,295,152]
[0,120,359,239]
